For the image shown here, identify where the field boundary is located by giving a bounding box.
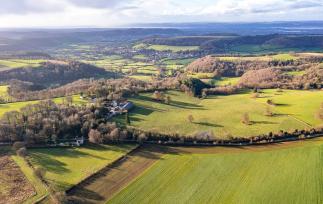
[66,144,165,203]
[65,144,141,194]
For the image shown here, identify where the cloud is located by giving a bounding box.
[67,0,135,9]
[0,0,322,27]
[0,0,67,15]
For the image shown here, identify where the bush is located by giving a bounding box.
[16,147,28,157]
[12,141,26,151]
[53,192,68,204]
[34,167,46,180]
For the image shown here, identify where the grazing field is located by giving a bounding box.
[109,138,323,204]
[147,45,199,52]
[120,90,323,138]
[0,59,45,71]
[0,95,86,117]
[0,85,9,100]
[28,144,136,191]
[0,155,36,204]
[209,77,241,86]
[218,53,298,62]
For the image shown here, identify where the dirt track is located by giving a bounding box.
[67,145,167,204]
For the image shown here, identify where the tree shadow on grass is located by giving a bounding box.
[275,103,291,106]
[194,122,224,128]
[28,152,70,175]
[135,95,204,110]
[68,187,105,203]
[251,121,278,125]
[169,100,205,110]
[28,147,115,175]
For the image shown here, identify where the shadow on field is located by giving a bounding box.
[135,95,204,110]
[251,121,278,125]
[194,122,223,128]
[275,103,291,106]
[29,144,130,175]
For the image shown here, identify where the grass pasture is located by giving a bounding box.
[120,89,323,138]
[218,53,298,62]
[209,77,241,86]
[147,45,199,52]
[109,138,323,204]
[0,95,86,117]
[28,144,136,191]
[0,59,45,71]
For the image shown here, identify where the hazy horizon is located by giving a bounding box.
[0,0,322,28]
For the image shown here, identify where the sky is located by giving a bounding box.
[0,0,322,28]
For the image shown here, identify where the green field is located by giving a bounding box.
[148,45,199,52]
[109,138,323,204]
[209,77,241,86]
[0,95,86,117]
[218,53,298,62]
[0,85,8,99]
[0,59,45,70]
[28,144,136,191]
[120,90,323,138]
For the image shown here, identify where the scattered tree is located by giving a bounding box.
[242,113,251,125]
[265,106,274,117]
[165,95,171,104]
[16,147,27,157]
[188,115,194,123]
[88,129,103,144]
[34,167,46,180]
[12,141,26,151]
[125,111,131,125]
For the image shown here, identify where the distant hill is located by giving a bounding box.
[0,61,119,87]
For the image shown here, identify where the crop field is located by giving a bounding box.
[28,144,136,191]
[119,89,323,138]
[0,95,86,117]
[109,138,323,204]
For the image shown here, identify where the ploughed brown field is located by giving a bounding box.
[0,155,35,204]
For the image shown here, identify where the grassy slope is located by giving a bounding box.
[0,59,45,70]
[120,90,323,138]
[0,95,86,117]
[0,85,8,99]
[148,45,199,52]
[109,138,323,204]
[219,53,298,62]
[209,77,241,86]
[28,144,136,191]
